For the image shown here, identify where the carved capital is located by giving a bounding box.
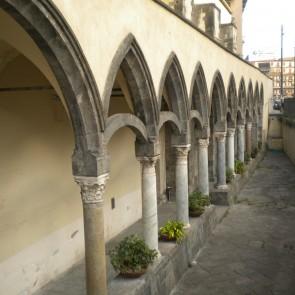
[198,138,209,148]
[237,124,245,133]
[227,128,235,137]
[174,145,191,159]
[75,174,109,205]
[137,155,159,168]
[214,132,226,143]
[246,122,252,131]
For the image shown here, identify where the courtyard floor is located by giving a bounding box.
[171,151,295,295]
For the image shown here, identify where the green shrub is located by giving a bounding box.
[188,191,210,217]
[189,191,210,208]
[159,220,185,242]
[235,160,245,175]
[226,168,234,183]
[245,153,251,163]
[110,235,158,273]
[251,147,258,159]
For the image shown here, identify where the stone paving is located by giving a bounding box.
[171,151,295,295]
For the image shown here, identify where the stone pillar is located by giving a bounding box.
[252,122,258,150]
[246,122,252,157]
[215,132,227,190]
[226,128,235,174]
[175,145,190,227]
[75,174,109,295]
[237,124,245,162]
[138,156,159,251]
[198,139,209,196]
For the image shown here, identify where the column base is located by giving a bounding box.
[215,184,228,190]
[184,223,191,229]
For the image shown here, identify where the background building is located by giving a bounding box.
[253,57,295,98]
[161,0,247,55]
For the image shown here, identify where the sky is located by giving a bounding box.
[243,0,295,61]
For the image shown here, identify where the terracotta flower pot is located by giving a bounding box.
[189,208,204,217]
[159,234,177,242]
[119,268,147,278]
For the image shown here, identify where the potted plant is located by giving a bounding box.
[235,160,245,175]
[189,191,210,217]
[251,147,258,159]
[226,168,234,183]
[159,220,185,243]
[244,153,251,163]
[110,235,158,278]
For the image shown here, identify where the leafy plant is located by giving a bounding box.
[110,235,158,273]
[235,160,245,175]
[251,147,258,159]
[226,168,234,183]
[159,220,185,242]
[188,191,210,217]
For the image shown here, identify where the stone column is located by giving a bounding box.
[252,122,258,150]
[75,174,109,295]
[138,156,159,251]
[226,128,235,174]
[175,145,191,227]
[246,122,252,157]
[198,139,209,196]
[237,124,245,162]
[215,132,227,190]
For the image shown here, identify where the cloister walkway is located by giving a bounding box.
[171,151,295,295]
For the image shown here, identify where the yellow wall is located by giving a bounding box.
[283,123,295,163]
[0,55,81,261]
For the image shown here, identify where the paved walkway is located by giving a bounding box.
[171,151,295,295]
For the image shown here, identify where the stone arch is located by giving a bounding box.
[227,73,238,126]
[158,52,189,127]
[0,1,105,176]
[209,70,227,131]
[254,82,260,116]
[158,112,182,135]
[189,62,209,128]
[104,114,148,144]
[103,33,158,138]
[247,80,254,120]
[238,77,247,120]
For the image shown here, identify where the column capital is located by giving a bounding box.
[246,122,252,130]
[75,174,109,205]
[174,145,191,158]
[237,124,245,131]
[214,132,227,142]
[198,138,209,148]
[227,128,235,137]
[137,155,159,168]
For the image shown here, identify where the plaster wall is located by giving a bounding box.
[0,55,143,293]
[283,124,295,164]
[50,0,271,108]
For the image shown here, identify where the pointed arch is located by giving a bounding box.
[103,33,158,138]
[238,77,246,121]
[227,73,238,125]
[209,70,227,131]
[254,81,260,113]
[260,83,264,108]
[158,52,189,123]
[189,62,209,127]
[0,0,106,176]
[247,80,254,114]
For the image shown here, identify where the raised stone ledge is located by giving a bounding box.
[210,149,266,206]
[108,205,228,295]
